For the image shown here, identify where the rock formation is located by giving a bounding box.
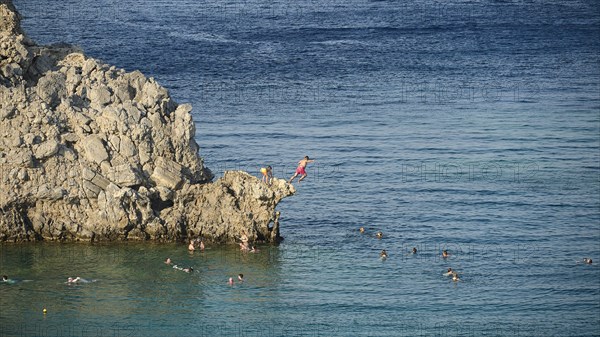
[0,0,295,243]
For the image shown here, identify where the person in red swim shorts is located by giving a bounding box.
[288,156,315,184]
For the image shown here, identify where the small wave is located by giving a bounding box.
[167,31,243,44]
[311,39,373,47]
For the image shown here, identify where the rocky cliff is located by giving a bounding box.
[0,0,295,243]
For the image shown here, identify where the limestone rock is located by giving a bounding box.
[0,105,15,120]
[36,72,66,108]
[0,1,293,243]
[82,167,111,198]
[81,135,109,164]
[106,164,142,187]
[7,148,33,168]
[0,1,22,35]
[88,86,112,107]
[150,157,184,190]
[33,139,59,159]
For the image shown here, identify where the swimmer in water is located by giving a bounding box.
[67,277,81,284]
[250,246,259,253]
[443,268,453,276]
[412,247,417,254]
[199,240,205,251]
[359,227,365,233]
[376,232,383,239]
[188,240,196,251]
[584,258,593,264]
[452,272,460,282]
[228,277,234,285]
[165,257,172,265]
[380,250,388,259]
[2,275,17,284]
[442,250,449,258]
[239,233,250,251]
[238,274,244,282]
[172,265,193,273]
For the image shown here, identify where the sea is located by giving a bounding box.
[1,0,599,336]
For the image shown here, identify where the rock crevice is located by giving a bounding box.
[0,1,295,243]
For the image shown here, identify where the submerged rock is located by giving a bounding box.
[0,1,294,243]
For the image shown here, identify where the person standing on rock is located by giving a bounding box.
[288,156,315,184]
[261,166,273,185]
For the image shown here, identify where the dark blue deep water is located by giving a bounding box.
[2,1,599,336]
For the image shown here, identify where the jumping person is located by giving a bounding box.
[289,156,315,184]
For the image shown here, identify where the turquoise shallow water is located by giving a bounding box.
[1,241,599,336]
[3,0,600,336]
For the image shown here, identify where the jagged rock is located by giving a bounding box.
[150,156,184,190]
[165,171,296,243]
[118,135,136,157]
[1,62,21,78]
[33,139,59,159]
[155,186,174,201]
[7,148,33,168]
[88,86,112,107]
[106,164,142,187]
[37,185,65,200]
[81,134,109,164]
[36,72,66,108]
[0,105,15,120]
[0,1,22,35]
[0,1,293,243]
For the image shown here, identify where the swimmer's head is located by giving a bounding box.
[67,277,73,282]
[304,156,310,160]
[359,227,365,233]
[2,275,7,281]
[447,268,452,272]
[189,267,193,272]
[238,274,244,280]
[376,232,383,238]
[412,247,417,254]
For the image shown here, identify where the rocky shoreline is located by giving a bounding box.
[0,0,295,243]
